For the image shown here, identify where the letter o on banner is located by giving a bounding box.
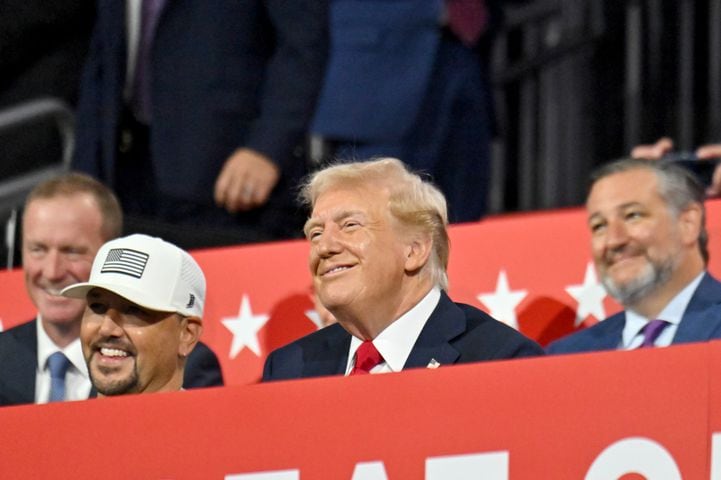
[586,437,682,480]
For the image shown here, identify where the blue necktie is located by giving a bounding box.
[48,352,71,402]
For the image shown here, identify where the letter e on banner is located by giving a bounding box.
[226,470,299,480]
[351,461,388,480]
[426,452,509,479]
[712,433,721,480]
[586,437,681,479]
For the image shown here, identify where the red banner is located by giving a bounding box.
[2,201,720,386]
[0,342,719,479]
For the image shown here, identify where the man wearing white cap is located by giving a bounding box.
[62,233,205,395]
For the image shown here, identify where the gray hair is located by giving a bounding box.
[589,157,708,264]
[300,158,450,290]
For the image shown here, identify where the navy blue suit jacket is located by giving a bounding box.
[546,273,721,354]
[262,291,544,381]
[0,320,223,407]
[311,0,505,142]
[73,0,328,204]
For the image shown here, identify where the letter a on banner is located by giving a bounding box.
[585,437,682,479]
[426,452,509,479]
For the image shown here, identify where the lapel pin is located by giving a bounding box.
[427,358,441,369]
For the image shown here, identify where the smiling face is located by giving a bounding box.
[81,288,199,396]
[23,194,106,329]
[587,168,696,307]
[305,185,412,333]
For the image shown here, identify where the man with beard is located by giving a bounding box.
[0,174,221,406]
[62,234,204,396]
[547,158,721,354]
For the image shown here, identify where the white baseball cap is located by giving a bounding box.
[61,233,205,318]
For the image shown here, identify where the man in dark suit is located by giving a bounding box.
[311,0,512,222]
[72,1,328,241]
[263,158,542,381]
[0,173,222,407]
[547,158,721,354]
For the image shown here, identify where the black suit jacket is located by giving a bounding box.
[263,291,544,381]
[73,0,328,224]
[0,319,223,407]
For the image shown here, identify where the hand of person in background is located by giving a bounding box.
[214,148,280,212]
[696,144,721,196]
[631,137,721,197]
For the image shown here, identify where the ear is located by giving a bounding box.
[404,234,433,274]
[678,203,703,247]
[178,316,202,358]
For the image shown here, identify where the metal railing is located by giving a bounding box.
[0,98,75,268]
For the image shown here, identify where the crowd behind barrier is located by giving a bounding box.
[1,342,720,478]
[2,200,720,386]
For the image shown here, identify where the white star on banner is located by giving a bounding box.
[477,270,528,330]
[304,309,324,330]
[221,294,270,358]
[0,318,4,332]
[565,262,607,327]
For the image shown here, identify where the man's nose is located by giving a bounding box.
[42,251,65,281]
[315,227,342,257]
[98,310,124,337]
[604,219,629,249]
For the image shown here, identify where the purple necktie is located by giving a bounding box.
[446,0,488,47]
[131,0,167,123]
[639,319,670,348]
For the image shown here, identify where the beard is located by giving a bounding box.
[89,360,139,396]
[600,253,678,307]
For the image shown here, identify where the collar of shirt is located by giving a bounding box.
[36,315,89,377]
[345,287,441,375]
[621,272,705,349]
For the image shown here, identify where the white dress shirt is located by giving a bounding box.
[35,316,93,403]
[345,288,441,375]
[621,272,705,349]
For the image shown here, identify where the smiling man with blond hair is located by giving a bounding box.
[263,158,542,381]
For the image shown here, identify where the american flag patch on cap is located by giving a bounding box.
[101,248,149,278]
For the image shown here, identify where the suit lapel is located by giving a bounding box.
[685,273,721,313]
[673,308,721,343]
[302,324,352,377]
[594,312,626,350]
[404,291,462,369]
[673,273,721,344]
[2,321,39,404]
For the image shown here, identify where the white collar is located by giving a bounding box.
[347,288,441,373]
[623,272,705,345]
[35,316,89,377]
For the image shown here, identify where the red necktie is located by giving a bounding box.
[446,0,488,47]
[350,341,384,375]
